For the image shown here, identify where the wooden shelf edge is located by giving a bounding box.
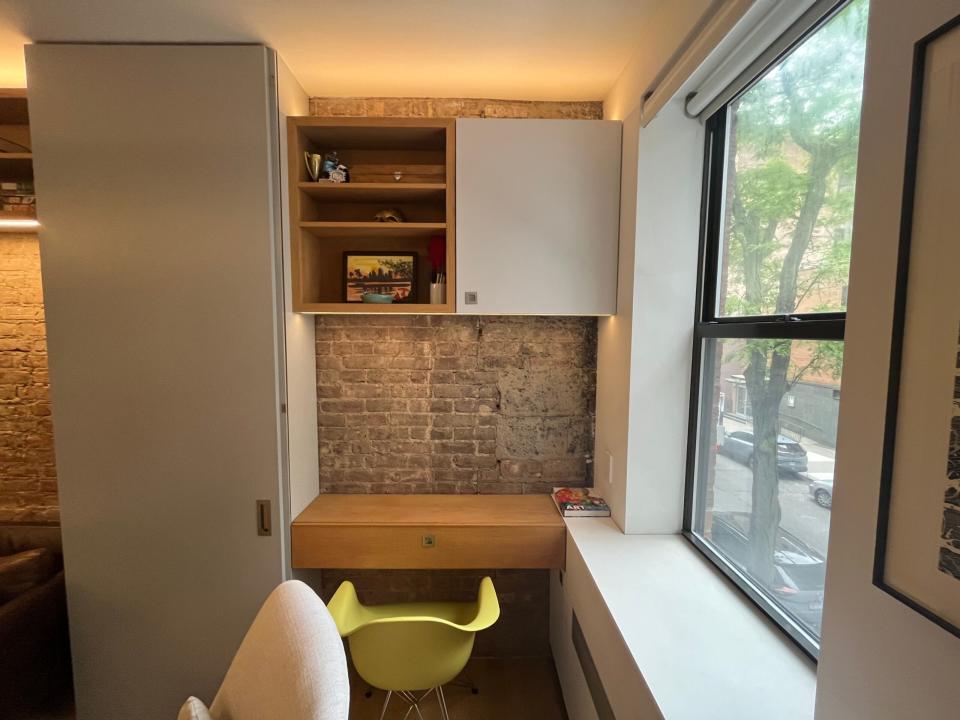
[299,221,447,239]
[297,182,446,191]
[294,301,455,314]
[300,221,445,229]
[0,152,32,161]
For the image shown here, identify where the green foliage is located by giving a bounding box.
[723,0,868,319]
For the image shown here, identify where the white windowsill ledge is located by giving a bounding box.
[566,518,816,720]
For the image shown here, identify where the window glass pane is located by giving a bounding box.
[692,337,843,640]
[715,0,868,317]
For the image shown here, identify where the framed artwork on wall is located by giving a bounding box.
[874,12,960,639]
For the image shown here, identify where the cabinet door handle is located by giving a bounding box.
[256,499,272,536]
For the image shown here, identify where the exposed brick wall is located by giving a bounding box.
[310,96,602,657]
[317,315,596,494]
[0,235,57,523]
[310,96,603,120]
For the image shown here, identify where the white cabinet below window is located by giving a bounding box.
[455,118,622,315]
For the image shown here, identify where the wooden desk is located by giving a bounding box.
[291,494,566,569]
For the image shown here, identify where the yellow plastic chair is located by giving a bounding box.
[326,576,500,720]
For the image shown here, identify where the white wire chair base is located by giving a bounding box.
[378,686,451,720]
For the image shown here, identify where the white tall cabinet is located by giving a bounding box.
[455,118,622,315]
[26,44,313,720]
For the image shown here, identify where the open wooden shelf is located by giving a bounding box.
[0,92,36,216]
[288,117,456,313]
[293,301,452,314]
[299,221,446,238]
[297,181,446,204]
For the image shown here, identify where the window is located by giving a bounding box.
[684,0,868,658]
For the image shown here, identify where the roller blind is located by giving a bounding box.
[640,0,754,126]
[685,0,848,120]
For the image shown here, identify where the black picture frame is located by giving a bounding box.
[342,251,419,304]
[873,11,960,641]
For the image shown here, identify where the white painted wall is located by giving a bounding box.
[603,0,715,120]
[27,44,289,719]
[595,0,716,532]
[815,1,960,717]
[595,99,702,533]
[623,100,702,533]
[592,108,640,530]
[557,11,721,715]
[275,56,316,527]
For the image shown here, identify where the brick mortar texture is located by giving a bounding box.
[0,235,58,523]
[317,315,597,494]
[310,96,602,657]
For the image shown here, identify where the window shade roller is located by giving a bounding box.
[685,0,847,120]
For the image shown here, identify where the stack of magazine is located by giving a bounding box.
[551,487,611,517]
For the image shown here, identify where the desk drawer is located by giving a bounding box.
[291,523,565,569]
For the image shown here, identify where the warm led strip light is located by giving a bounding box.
[0,219,40,229]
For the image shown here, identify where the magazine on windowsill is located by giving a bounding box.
[552,487,611,518]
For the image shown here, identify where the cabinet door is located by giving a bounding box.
[27,45,287,719]
[456,118,621,314]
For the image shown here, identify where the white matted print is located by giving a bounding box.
[942,326,960,579]
[876,14,960,638]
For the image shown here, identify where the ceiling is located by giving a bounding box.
[0,0,664,100]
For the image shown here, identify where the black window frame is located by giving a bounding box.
[682,57,848,660]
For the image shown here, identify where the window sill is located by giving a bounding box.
[565,518,816,720]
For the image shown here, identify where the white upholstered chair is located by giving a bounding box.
[178,580,350,720]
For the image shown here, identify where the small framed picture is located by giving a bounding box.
[342,251,418,303]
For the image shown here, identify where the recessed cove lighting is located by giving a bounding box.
[0,218,40,229]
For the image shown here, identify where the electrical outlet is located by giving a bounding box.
[464,291,478,305]
[421,534,436,548]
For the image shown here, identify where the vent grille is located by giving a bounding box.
[572,611,616,720]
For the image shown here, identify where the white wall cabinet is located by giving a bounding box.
[455,118,622,315]
[27,44,312,720]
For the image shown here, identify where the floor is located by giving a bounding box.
[27,658,566,720]
[348,658,569,720]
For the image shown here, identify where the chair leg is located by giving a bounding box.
[378,690,392,720]
[437,685,451,720]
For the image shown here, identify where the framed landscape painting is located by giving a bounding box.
[342,251,417,303]
[874,13,960,638]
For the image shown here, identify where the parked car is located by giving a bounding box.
[719,430,808,472]
[708,511,825,633]
[809,476,834,508]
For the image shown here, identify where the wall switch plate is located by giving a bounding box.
[606,450,614,486]
[464,291,478,305]
[421,534,436,548]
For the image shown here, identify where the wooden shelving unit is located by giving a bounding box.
[0,90,37,231]
[299,221,446,238]
[288,117,456,313]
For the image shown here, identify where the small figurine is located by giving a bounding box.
[373,208,405,223]
[321,151,340,178]
[328,164,350,184]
